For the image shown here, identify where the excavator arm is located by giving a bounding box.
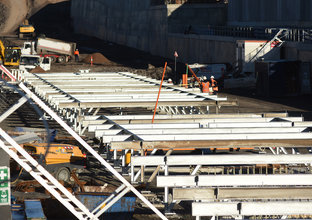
[0,40,5,63]
[187,64,202,85]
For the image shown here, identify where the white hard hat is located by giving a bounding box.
[168,78,172,82]
[202,76,207,80]
[210,75,214,79]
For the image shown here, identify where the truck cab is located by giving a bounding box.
[21,41,36,55]
[19,54,51,72]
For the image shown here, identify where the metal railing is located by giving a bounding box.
[181,25,312,43]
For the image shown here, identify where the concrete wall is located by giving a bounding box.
[167,4,227,33]
[71,0,165,53]
[167,34,236,64]
[71,0,229,63]
[228,0,312,28]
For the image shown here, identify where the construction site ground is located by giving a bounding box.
[1,3,312,220]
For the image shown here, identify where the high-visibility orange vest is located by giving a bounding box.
[74,50,79,56]
[201,82,210,93]
[211,79,218,91]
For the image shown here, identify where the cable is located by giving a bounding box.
[11,167,23,185]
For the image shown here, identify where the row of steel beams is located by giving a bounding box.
[79,114,312,148]
[23,72,231,110]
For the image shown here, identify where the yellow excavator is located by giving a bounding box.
[0,40,21,66]
[19,20,36,39]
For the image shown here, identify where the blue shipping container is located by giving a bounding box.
[76,194,136,220]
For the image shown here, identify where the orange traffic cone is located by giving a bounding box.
[90,56,93,66]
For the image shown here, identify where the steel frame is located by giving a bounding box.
[0,82,168,220]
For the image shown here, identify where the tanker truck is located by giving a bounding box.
[21,37,76,63]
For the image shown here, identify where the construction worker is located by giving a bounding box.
[200,76,210,93]
[74,49,79,62]
[210,75,218,95]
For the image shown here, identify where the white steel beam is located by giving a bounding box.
[157,174,312,187]
[83,113,265,120]
[193,202,239,216]
[88,124,114,132]
[132,154,312,166]
[173,187,312,201]
[192,202,312,216]
[0,96,28,123]
[92,117,303,125]
[129,132,312,141]
[95,127,307,138]
[207,122,293,128]
[241,202,312,215]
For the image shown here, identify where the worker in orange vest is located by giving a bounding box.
[210,75,218,95]
[201,76,210,93]
[74,49,79,62]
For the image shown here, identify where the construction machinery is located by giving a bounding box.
[21,143,87,182]
[0,40,21,66]
[18,20,35,39]
[19,54,51,72]
[22,37,76,63]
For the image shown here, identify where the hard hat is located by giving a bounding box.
[210,75,214,79]
[202,76,207,80]
[168,78,172,82]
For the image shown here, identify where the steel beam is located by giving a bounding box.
[110,139,312,150]
[57,100,237,108]
[83,113,265,120]
[157,174,312,187]
[95,127,307,138]
[89,123,200,132]
[131,154,312,166]
[173,187,312,200]
[192,201,312,216]
[0,96,28,123]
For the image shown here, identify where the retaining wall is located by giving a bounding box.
[70,0,230,63]
[228,0,312,28]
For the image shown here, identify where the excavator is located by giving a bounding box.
[18,20,35,39]
[0,40,21,66]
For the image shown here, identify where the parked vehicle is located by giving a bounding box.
[19,54,51,72]
[21,37,77,63]
[22,143,87,182]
